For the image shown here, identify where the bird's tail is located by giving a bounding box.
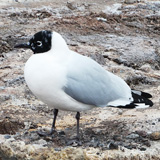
[117,90,153,109]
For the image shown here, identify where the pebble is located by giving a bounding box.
[66,139,82,147]
[107,141,118,150]
[66,2,77,10]
[35,139,47,146]
[139,64,152,72]
[58,131,65,137]
[139,147,146,151]
[143,140,151,147]
[0,95,11,103]
[30,132,40,141]
[90,138,99,148]
[118,109,123,115]
[54,148,61,151]
[124,145,133,150]
[113,135,123,141]
[135,130,147,138]
[96,17,107,22]
[124,0,137,4]
[4,134,11,139]
[150,132,160,140]
[126,133,139,139]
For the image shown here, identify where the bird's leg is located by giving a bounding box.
[75,112,80,140]
[50,109,58,134]
[38,109,58,136]
[66,112,82,146]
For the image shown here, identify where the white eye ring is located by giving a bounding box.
[36,41,42,46]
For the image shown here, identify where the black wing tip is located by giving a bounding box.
[117,100,153,109]
[117,90,154,109]
[141,91,152,98]
[117,103,136,109]
[131,89,152,98]
[148,99,154,107]
[131,91,153,107]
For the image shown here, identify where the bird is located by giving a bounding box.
[14,30,153,142]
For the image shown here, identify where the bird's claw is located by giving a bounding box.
[37,129,56,137]
[66,137,82,146]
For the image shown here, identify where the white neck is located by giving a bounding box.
[51,32,69,53]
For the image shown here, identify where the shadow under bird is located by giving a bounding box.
[15,30,153,143]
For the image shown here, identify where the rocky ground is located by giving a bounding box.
[0,0,160,159]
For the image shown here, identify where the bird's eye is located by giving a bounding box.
[36,41,42,46]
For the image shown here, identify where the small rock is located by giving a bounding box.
[107,141,118,150]
[0,95,11,103]
[113,135,123,141]
[24,121,32,130]
[124,0,137,4]
[30,132,40,141]
[139,64,152,72]
[143,140,151,147]
[104,45,117,52]
[135,130,147,137]
[124,145,134,150]
[139,147,146,151]
[54,148,61,151]
[126,133,139,139]
[58,130,65,137]
[4,134,11,139]
[96,17,107,22]
[67,2,77,10]
[98,143,106,148]
[150,131,160,140]
[35,139,47,146]
[89,138,99,147]
[129,142,137,149]
[118,109,123,115]
[66,139,82,146]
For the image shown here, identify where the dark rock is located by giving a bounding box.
[143,140,151,147]
[58,130,65,137]
[113,135,123,141]
[107,141,118,150]
[124,145,134,150]
[139,147,146,151]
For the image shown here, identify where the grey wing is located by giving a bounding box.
[63,53,121,107]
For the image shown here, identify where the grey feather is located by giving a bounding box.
[64,52,131,107]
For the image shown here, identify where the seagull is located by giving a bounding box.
[15,30,153,142]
